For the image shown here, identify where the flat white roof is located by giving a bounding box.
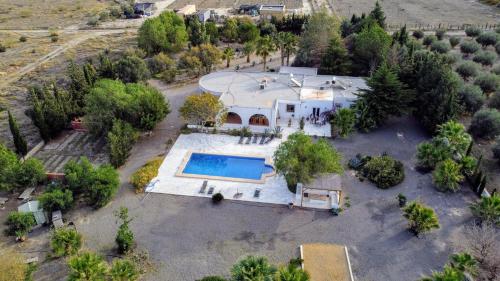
[198,69,367,109]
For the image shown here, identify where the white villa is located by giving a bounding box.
[199,66,367,133]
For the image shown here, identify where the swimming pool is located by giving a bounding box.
[179,152,275,182]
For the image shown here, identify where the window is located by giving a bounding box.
[286,104,295,113]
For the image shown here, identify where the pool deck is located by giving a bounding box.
[150,133,295,206]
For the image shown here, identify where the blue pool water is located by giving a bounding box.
[182,153,274,180]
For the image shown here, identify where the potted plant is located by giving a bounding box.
[397,193,407,207]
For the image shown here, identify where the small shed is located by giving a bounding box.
[18,201,46,225]
[295,174,342,209]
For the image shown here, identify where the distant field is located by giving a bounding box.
[0,0,113,29]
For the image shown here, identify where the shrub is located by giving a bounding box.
[212,192,224,204]
[449,36,460,48]
[19,36,27,42]
[460,40,480,56]
[402,200,440,236]
[0,250,27,281]
[431,41,450,54]
[114,55,150,83]
[115,207,134,254]
[473,51,497,66]
[110,259,139,281]
[458,84,485,113]
[87,164,119,208]
[435,28,446,40]
[465,26,482,37]
[476,32,498,47]
[469,109,500,139]
[489,91,500,110]
[231,256,276,281]
[51,227,82,257]
[433,159,464,192]
[130,157,163,193]
[39,188,73,213]
[423,35,437,47]
[412,30,424,39]
[5,211,36,240]
[17,158,46,187]
[67,252,108,281]
[470,194,500,226]
[474,73,500,93]
[362,155,405,189]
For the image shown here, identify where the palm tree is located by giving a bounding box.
[256,35,276,71]
[282,32,298,66]
[243,41,256,63]
[231,256,276,281]
[222,47,235,68]
[275,264,310,281]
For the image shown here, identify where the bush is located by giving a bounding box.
[67,252,108,281]
[362,155,405,189]
[39,188,73,213]
[470,194,500,226]
[465,26,482,37]
[0,250,27,281]
[476,32,498,47]
[5,211,36,240]
[430,40,450,54]
[489,91,500,110]
[423,35,437,47]
[412,30,424,39]
[458,84,485,114]
[473,51,497,66]
[51,227,82,257]
[130,157,163,193]
[449,36,460,48]
[460,40,480,56]
[212,192,224,204]
[433,159,464,192]
[474,73,500,93]
[110,259,139,281]
[87,164,120,208]
[17,158,46,187]
[469,108,500,139]
[19,36,27,42]
[115,207,134,254]
[402,200,440,236]
[114,55,150,83]
[435,28,446,40]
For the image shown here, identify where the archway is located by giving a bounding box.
[226,112,242,124]
[249,114,269,126]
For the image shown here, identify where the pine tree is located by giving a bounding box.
[369,1,386,29]
[8,111,28,156]
[355,64,413,131]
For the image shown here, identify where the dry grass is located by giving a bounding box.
[0,0,114,29]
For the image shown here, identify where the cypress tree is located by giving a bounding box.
[8,111,28,156]
[369,1,386,29]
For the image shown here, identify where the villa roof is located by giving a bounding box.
[199,69,367,109]
[306,174,342,191]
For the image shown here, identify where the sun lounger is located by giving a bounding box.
[18,188,35,201]
[238,136,244,144]
[207,186,215,195]
[259,136,266,144]
[254,188,261,198]
[199,180,208,194]
[245,137,251,144]
[252,135,258,143]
